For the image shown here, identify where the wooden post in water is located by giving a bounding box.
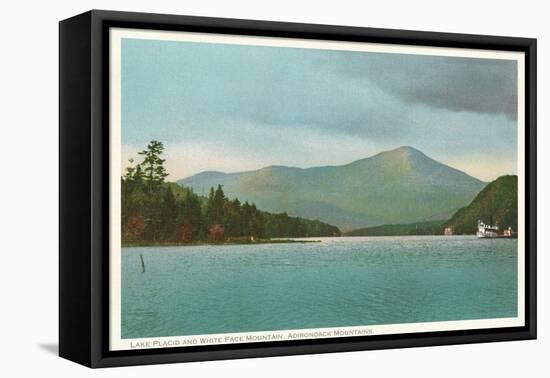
[140,253,146,273]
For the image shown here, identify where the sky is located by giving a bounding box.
[121,38,518,182]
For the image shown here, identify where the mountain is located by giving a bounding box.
[345,220,444,237]
[444,175,517,234]
[178,146,486,230]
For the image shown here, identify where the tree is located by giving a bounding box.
[138,140,169,193]
[240,201,253,236]
[123,158,136,181]
[225,198,243,236]
[123,215,146,241]
[248,205,265,238]
[123,158,145,185]
[206,185,226,226]
[159,186,178,240]
[208,224,225,241]
[132,164,144,184]
[176,223,194,243]
[180,191,204,240]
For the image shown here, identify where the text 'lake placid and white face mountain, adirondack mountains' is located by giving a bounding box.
[178,146,485,231]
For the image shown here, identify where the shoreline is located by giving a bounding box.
[122,238,322,248]
[121,234,517,248]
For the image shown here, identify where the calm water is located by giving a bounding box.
[121,236,517,338]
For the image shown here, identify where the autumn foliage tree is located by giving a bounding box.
[176,223,194,243]
[208,224,225,241]
[123,215,146,241]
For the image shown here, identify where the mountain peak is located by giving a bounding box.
[399,145,419,151]
[352,146,430,172]
[386,145,424,156]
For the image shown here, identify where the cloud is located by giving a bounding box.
[122,40,518,145]
[336,53,518,120]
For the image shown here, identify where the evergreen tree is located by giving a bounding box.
[123,158,136,182]
[240,201,253,236]
[159,186,178,240]
[225,198,243,236]
[138,140,168,193]
[132,164,144,184]
[180,190,204,240]
[123,158,144,187]
[206,185,226,226]
[205,187,216,226]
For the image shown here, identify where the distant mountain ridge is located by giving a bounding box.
[345,220,445,237]
[178,146,486,230]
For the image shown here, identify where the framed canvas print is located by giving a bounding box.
[59,10,537,368]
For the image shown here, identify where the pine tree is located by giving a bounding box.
[180,190,204,240]
[123,158,144,186]
[159,186,178,240]
[133,164,144,184]
[206,185,226,226]
[123,158,136,182]
[205,187,216,227]
[138,140,169,193]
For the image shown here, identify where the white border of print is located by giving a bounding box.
[109,27,526,351]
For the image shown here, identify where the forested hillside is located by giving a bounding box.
[345,220,444,236]
[444,175,517,234]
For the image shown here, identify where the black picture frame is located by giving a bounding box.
[59,9,537,368]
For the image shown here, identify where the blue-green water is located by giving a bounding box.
[121,236,517,339]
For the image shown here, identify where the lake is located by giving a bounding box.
[121,236,517,339]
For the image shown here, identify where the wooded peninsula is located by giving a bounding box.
[121,141,341,246]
